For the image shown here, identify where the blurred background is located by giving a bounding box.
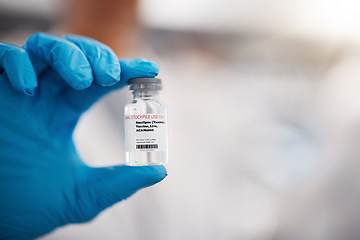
[2,0,360,239]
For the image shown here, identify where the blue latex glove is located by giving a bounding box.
[0,33,167,239]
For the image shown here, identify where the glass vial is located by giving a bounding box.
[124,78,168,165]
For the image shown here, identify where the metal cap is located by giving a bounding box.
[128,78,162,91]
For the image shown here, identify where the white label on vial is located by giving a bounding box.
[125,114,167,152]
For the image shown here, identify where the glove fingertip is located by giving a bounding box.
[24,86,37,96]
[119,58,160,81]
[134,58,160,76]
[107,165,167,191]
[2,47,38,95]
[129,165,168,188]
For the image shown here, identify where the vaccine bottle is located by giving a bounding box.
[124,78,168,165]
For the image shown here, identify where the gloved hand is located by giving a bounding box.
[0,33,167,239]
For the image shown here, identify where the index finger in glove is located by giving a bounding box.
[0,43,37,95]
[24,33,93,90]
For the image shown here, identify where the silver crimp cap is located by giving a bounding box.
[128,78,162,91]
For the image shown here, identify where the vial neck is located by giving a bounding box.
[132,90,160,99]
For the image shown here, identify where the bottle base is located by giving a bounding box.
[125,151,168,166]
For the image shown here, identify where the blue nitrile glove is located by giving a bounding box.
[0,33,167,239]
